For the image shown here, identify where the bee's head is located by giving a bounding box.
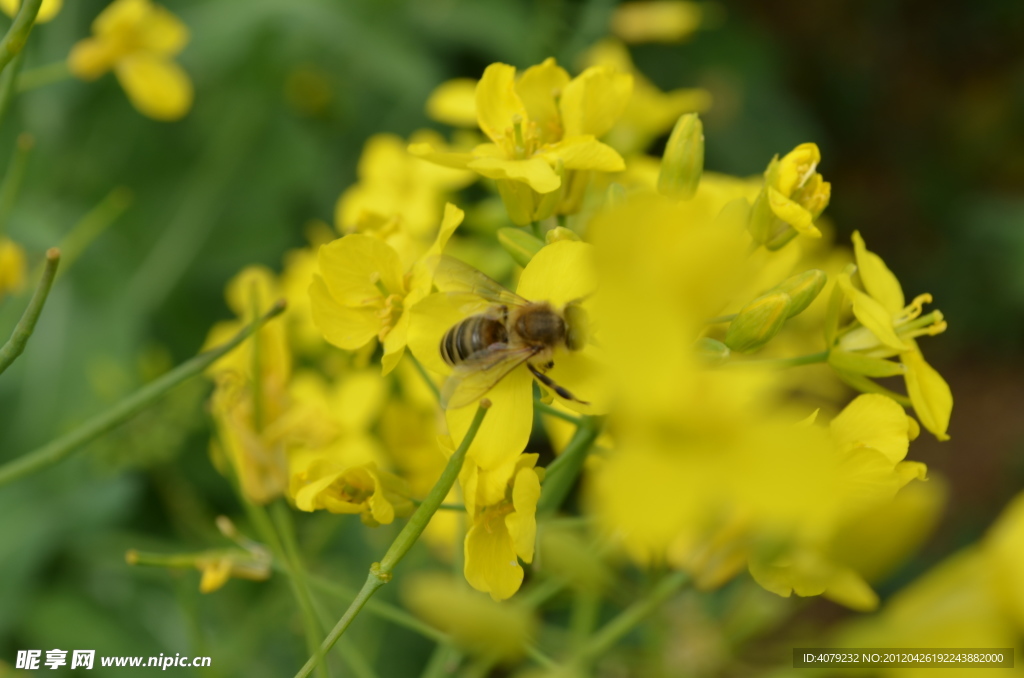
[563,300,589,351]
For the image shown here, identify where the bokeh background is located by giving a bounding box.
[1,0,1022,675]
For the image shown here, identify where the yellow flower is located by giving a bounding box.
[311,202,464,374]
[611,1,703,43]
[411,59,631,225]
[829,231,952,440]
[403,573,536,659]
[292,460,413,527]
[582,39,711,155]
[196,553,271,594]
[204,267,291,504]
[0,236,27,300]
[0,0,62,23]
[409,240,605,471]
[460,454,542,600]
[336,132,474,265]
[68,0,192,121]
[425,78,479,128]
[748,142,831,248]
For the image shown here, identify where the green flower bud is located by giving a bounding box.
[767,269,827,318]
[497,227,544,267]
[724,292,792,353]
[657,113,704,201]
[695,337,730,365]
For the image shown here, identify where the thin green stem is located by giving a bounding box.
[407,352,440,402]
[534,399,583,426]
[569,571,689,667]
[726,350,829,369]
[0,247,58,375]
[16,59,70,91]
[525,645,558,669]
[54,186,132,277]
[706,312,738,324]
[0,48,25,130]
[0,0,41,75]
[293,403,491,678]
[0,132,33,237]
[270,501,329,678]
[419,646,461,678]
[537,415,602,516]
[529,220,543,239]
[0,299,286,487]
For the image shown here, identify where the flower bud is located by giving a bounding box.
[767,269,827,318]
[695,337,730,365]
[498,227,544,267]
[724,292,791,353]
[658,113,704,200]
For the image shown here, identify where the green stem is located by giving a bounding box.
[0,0,41,75]
[525,645,558,669]
[530,220,543,239]
[0,48,24,130]
[726,350,829,369]
[0,247,58,375]
[293,403,491,678]
[534,399,582,426]
[54,186,132,277]
[16,59,70,91]
[407,352,440,402]
[569,571,689,667]
[0,132,33,237]
[0,299,286,487]
[270,501,329,678]
[706,312,737,324]
[537,415,602,515]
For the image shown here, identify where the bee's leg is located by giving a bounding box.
[527,363,590,405]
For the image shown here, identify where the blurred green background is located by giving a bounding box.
[1,0,1022,675]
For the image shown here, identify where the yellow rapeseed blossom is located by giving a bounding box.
[337,132,474,266]
[68,0,193,121]
[748,142,831,248]
[460,453,542,600]
[310,202,464,374]
[0,237,27,300]
[611,1,703,43]
[409,240,606,472]
[411,58,631,225]
[829,231,952,440]
[204,267,291,504]
[425,78,479,128]
[583,39,711,155]
[0,0,61,23]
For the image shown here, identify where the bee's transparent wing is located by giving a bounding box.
[441,343,538,410]
[430,255,529,310]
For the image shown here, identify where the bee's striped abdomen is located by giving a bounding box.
[440,314,508,366]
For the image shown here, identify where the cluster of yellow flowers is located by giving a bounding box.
[192,34,955,615]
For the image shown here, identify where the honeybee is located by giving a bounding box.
[432,256,590,410]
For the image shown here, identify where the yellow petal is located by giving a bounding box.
[408,142,475,171]
[309,275,380,350]
[514,58,570,144]
[830,393,911,465]
[903,350,952,441]
[516,240,597,308]
[823,567,879,611]
[446,368,534,471]
[837,271,908,351]
[138,4,189,55]
[542,135,625,172]
[68,38,118,80]
[475,63,527,145]
[199,558,233,593]
[464,513,524,601]
[611,1,702,43]
[318,234,404,304]
[94,0,148,37]
[426,78,479,126]
[467,156,560,193]
[559,66,633,138]
[506,467,541,563]
[408,292,468,375]
[115,54,193,121]
[767,187,820,236]
[0,237,26,298]
[365,467,396,525]
[543,343,610,415]
[852,231,905,314]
